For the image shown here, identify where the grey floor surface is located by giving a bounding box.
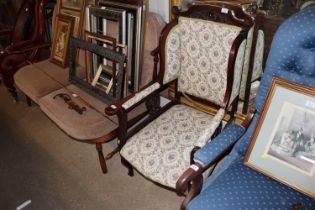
[0,85,183,210]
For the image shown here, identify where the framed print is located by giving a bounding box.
[60,0,84,11]
[50,14,74,67]
[57,0,85,38]
[59,9,81,38]
[244,77,315,199]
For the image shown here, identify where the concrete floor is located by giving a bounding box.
[0,85,183,210]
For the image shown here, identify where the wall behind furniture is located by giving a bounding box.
[149,0,169,22]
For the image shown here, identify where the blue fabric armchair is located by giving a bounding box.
[176,5,315,210]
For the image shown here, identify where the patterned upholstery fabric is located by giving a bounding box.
[122,82,160,109]
[239,26,254,100]
[239,29,264,100]
[120,104,224,189]
[187,159,315,210]
[229,40,246,106]
[163,17,242,105]
[251,30,264,81]
[188,6,315,210]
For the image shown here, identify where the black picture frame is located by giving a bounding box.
[68,37,126,103]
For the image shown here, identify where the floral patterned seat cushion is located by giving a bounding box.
[120,104,225,189]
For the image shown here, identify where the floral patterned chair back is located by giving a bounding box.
[160,5,253,110]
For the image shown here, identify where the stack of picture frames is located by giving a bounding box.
[84,31,128,97]
[86,0,147,92]
[50,0,86,67]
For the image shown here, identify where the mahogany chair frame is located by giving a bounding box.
[106,4,253,181]
[0,0,49,100]
[241,11,266,114]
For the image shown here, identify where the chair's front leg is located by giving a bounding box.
[121,156,134,176]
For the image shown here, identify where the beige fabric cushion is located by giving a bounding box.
[39,84,147,140]
[121,104,225,189]
[14,60,85,103]
[39,84,118,140]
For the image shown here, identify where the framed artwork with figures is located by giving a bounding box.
[244,77,315,199]
[50,14,74,67]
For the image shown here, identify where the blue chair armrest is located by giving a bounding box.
[194,123,245,166]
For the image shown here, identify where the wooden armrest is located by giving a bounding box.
[0,28,12,37]
[105,80,175,116]
[5,40,50,54]
[105,82,159,115]
[176,163,203,193]
[19,43,51,53]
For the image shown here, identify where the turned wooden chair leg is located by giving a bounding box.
[26,95,32,106]
[96,143,107,174]
[121,156,134,176]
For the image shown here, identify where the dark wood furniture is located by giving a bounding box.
[262,15,284,66]
[0,0,49,100]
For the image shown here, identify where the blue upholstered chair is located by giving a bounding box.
[176,5,315,210]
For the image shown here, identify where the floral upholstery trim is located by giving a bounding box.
[120,104,222,189]
[163,25,182,84]
[239,26,254,100]
[164,17,242,106]
[122,82,161,109]
[229,40,246,107]
[251,30,264,81]
[240,29,264,100]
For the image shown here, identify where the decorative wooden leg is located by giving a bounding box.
[96,143,107,174]
[26,95,32,106]
[180,174,203,210]
[121,157,134,176]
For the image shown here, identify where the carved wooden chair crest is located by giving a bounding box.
[106,4,253,189]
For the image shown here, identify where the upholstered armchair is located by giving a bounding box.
[0,0,48,100]
[106,4,253,189]
[177,5,315,210]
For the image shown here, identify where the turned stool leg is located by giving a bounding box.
[96,143,107,174]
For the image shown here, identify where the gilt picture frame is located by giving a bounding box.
[60,0,84,11]
[50,14,74,67]
[244,77,315,199]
